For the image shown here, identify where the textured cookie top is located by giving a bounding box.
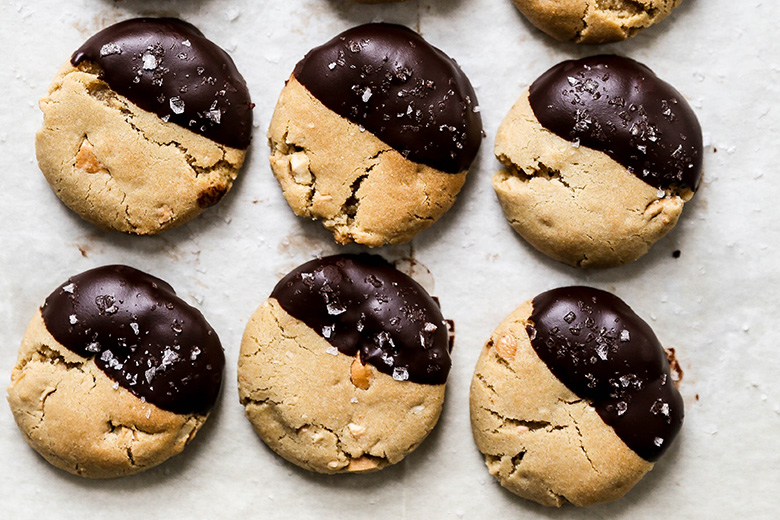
[526,286,683,462]
[528,55,702,191]
[41,265,225,415]
[293,23,482,174]
[271,254,451,384]
[71,18,253,149]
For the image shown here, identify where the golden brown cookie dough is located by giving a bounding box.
[268,24,482,247]
[512,0,683,44]
[269,77,465,247]
[7,311,206,478]
[37,64,245,235]
[493,55,702,268]
[35,18,252,235]
[494,91,688,268]
[470,287,683,506]
[238,254,452,474]
[6,266,225,478]
[239,299,445,474]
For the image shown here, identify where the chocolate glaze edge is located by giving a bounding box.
[526,286,683,462]
[528,55,702,192]
[41,265,225,415]
[71,17,253,149]
[293,23,482,174]
[270,254,451,385]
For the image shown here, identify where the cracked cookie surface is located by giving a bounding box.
[493,91,690,268]
[469,300,653,507]
[512,0,683,44]
[238,299,446,474]
[269,77,465,247]
[7,311,207,478]
[36,63,246,234]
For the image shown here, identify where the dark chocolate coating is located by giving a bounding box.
[71,18,253,149]
[41,265,224,415]
[270,254,451,385]
[528,55,702,191]
[293,23,482,174]
[526,286,683,462]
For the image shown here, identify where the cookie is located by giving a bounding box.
[268,23,482,246]
[238,254,452,473]
[512,0,683,44]
[6,265,225,478]
[493,55,703,268]
[36,18,253,235]
[470,286,683,507]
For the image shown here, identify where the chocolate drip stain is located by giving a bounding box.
[529,55,702,191]
[271,254,451,385]
[42,265,224,415]
[293,23,482,174]
[527,286,683,462]
[72,18,253,149]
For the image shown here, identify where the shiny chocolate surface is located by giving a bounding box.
[42,265,224,415]
[271,254,451,385]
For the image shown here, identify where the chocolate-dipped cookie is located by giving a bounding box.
[7,265,225,478]
[238,254,453,473]
[493,55,703,268]
[268,23,482,246]
[512,0,684,44]
[470,286,683,507]
[36,18,253,235]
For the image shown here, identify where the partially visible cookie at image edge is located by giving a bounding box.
[6,265,225,478]
[470,286,683,506]
[269,23,482,246]
[238,254,453,473]
[36,18,253,235]
[512,0,684,44]
[493,55,703,268]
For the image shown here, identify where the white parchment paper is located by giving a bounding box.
[1,0,778,517]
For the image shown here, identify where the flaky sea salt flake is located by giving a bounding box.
[322,325,334,339]
[142,53,158,70]
[206,109,221,124]
[392,367,409,381]
[169,96,185,114]
[100,43,121,56]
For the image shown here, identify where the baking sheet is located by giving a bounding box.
[1,0,778,517]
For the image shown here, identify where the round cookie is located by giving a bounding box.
[7,265,225,478]
[36,18,253,235]
[493,55,703,268]
[238,254,452,473]
[470,286,683,507]
[268,23,482,246]
[512,0,684,44]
